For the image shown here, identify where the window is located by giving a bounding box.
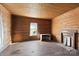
[30,23,38,36]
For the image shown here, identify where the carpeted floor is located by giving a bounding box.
[0,40,79,56]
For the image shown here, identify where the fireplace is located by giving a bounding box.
[63,36,71,47]
[61,29,77,49]
[40,34,51,41]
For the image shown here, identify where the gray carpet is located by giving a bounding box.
[0,40,79,56]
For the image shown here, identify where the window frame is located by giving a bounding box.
[30,22,38,36]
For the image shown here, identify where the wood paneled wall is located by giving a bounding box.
[2,3,79,19]
[52,7,79,43]
[12,15,51,42]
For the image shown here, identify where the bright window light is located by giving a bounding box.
[30,23,38,36]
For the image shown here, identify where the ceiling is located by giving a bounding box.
[2,3,79,19]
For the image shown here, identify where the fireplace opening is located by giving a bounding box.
[42,35,50,41]
[63,36,71,47]
[61,30,78,49]
[40,34,51,41]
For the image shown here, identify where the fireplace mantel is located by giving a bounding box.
[40,34,51,41]
[61,29,78,49]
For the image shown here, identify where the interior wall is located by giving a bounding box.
[52,7,79,43]
[0,4,11,52]
[12,15,51,42]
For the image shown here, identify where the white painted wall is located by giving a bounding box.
[0,4,11,53]
[0,11,3,50]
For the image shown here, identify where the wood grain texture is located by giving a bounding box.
[2,3,79,19]
[52,7,79,48]
[12,15,51,42]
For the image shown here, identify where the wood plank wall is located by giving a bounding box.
[11,15,51,42]
[52,7,79,48]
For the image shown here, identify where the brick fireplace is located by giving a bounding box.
[61,29,78,49]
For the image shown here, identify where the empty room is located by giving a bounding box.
[0,3,79,56]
